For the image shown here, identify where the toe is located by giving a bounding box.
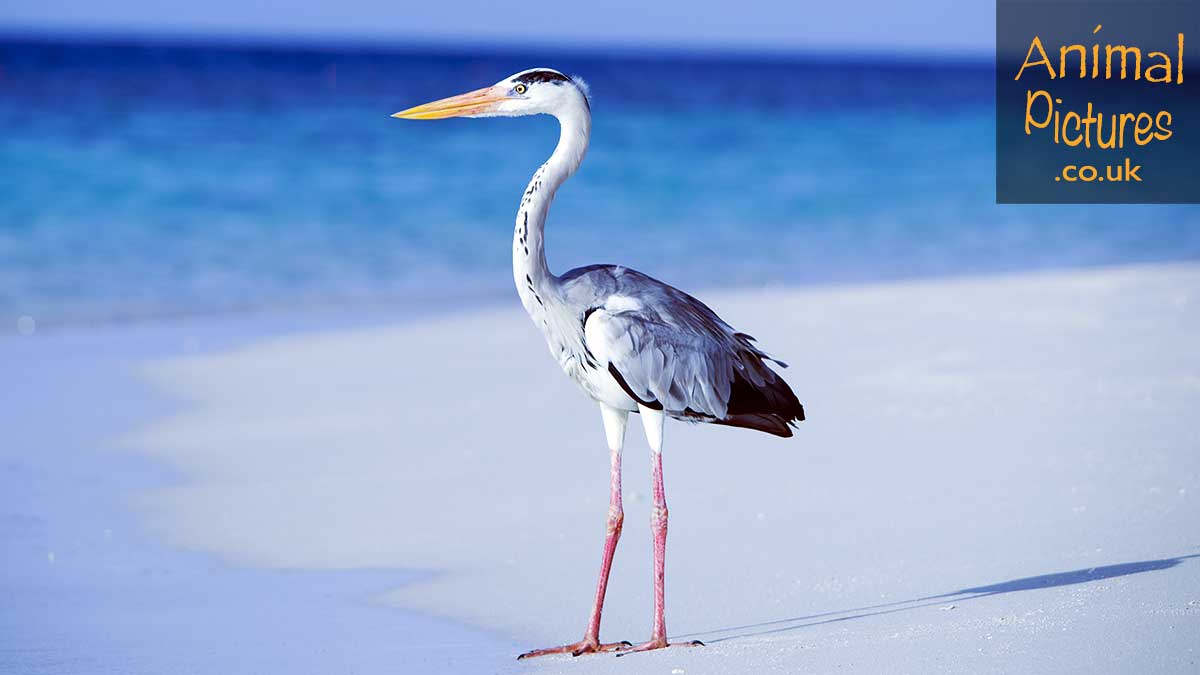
[521,638,633,660]
[615,639,703,656]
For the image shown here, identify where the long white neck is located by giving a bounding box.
[513,94,591,317]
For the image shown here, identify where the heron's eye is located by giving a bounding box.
[513,84,527,95]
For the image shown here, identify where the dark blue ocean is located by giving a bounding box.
[2,37,1198,327]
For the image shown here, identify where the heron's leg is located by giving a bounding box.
[620,405,702,655]
[517,405,633,660]
[586,404,629,639]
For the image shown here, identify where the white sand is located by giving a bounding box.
[123,264,1200,673]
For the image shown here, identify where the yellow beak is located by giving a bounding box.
[391,85,509,120]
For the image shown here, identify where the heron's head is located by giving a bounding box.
[392,68,589,120]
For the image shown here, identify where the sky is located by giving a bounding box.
[0,0,994,55]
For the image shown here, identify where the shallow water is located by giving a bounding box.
[2,38,1199,328]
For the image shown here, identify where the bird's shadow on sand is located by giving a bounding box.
[680,553,1198,643]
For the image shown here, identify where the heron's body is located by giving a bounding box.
[394,67,804,658]
[526,263,804,435]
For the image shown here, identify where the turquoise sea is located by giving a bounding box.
[2,37,1199,328]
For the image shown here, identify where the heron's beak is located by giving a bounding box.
[391,85,508,120]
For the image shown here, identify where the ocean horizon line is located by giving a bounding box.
[0,26,995,68]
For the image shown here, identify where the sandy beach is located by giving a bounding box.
[94,263,1200,673]
[1,309,522,674]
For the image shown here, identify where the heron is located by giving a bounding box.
[393,68,804,658]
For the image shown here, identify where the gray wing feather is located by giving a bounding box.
[568,265,789,421]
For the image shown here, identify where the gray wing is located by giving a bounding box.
[565,265,805,437]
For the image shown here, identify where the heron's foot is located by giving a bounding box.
[615,638,704,656]
[517,638,633,660]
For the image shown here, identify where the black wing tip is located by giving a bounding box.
[718,370,805,437]
[713,413,796,437]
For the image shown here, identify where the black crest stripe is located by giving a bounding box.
[515,70,571,85]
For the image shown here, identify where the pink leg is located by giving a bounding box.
[518,408,632,659]
[585,445,625,639]
[622,408,702,655]
[649,449,668,640]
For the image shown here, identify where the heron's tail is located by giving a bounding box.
[714,363,805,438]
